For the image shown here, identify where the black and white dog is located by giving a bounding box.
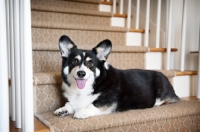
[54,35,179,119]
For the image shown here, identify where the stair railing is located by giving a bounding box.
[0,0,34,131]
[0,0,9,131]
[166,0,173,70]
[198,41,200,98]
[109,0,190,71]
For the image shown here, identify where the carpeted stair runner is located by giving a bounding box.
[35,100,200,132]
[31,0,200,131]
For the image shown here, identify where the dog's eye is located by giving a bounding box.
[72,59,79,65]
[86,61,93,68]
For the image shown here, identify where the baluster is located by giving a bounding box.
[0,0,9,131]
[156,0,161,48]
[144,0,150,47]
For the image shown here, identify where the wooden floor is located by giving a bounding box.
[10,97,200,132]
[10,117,49,132]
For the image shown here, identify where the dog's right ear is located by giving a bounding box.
[59,35,77,58]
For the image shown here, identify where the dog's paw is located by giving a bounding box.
[74,108,91,119]
[54,108,69,117]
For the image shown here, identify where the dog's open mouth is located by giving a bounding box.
[75,79,87,89]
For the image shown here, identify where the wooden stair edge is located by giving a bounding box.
[113,13,127,18]
[100,1,113,5]
[190,51,199,53]
[149,48,178,52]
[175,70,197,76]
[129,28,145,33]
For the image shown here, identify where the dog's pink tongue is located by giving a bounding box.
[76,79,86,89]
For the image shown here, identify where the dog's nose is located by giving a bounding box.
[77,71,86,78]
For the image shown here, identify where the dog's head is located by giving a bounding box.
[59,35,112,89]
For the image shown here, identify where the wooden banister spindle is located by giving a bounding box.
[135,0,140,29]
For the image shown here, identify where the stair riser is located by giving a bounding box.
[33,51,145,73]
[35,77,172,113]
[32,28,126,49]
[34,84,65,113]
[31,0,99,11]
[32,11,111,27]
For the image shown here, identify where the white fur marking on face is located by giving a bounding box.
[78,63,86,71]
[63,66,69,75]
[86,57,92,61]
[95,68,100,77]
[104,62,109,70]
[83,52,85,57]
[75,55,81,61]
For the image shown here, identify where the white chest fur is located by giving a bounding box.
[62,82,99,112]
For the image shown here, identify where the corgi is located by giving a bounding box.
[54,35,180,119]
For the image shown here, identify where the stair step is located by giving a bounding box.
[31,5,112,17]
[32,23,127,32]
[9,97,199,132]
[64,0,100,4]
[32,51,146,72]
[34,100,200,132]
[31,11,111,27]
[32,0,100,11]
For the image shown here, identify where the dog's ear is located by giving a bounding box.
[59,35,77,57]
[92,39,112,61]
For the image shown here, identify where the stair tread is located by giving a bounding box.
[31,4,111,17]
[35,100,200,132]
[31,10,112,26]
[33,44,149,52]
[32,22,128,32]
[62,0,101,4]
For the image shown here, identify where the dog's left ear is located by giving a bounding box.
[92,39,112,61]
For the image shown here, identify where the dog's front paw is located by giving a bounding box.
[74,108,91,119]
[54,107,69,117]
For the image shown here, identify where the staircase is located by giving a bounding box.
[30,0,200,131]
